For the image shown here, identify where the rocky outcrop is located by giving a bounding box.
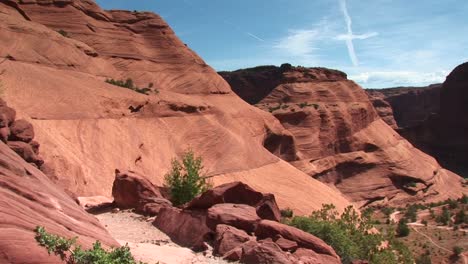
[153,206,211,251]
[214,224,253,256]
[111,169,171,215]
[186,181,281,222]
[0,0,351,215]
[0,99,43,167]
[153,182,340,263]
[0,140,118,264]
[221,65,465,207]
[366,63,468,177]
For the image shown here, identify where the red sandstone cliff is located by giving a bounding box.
[0,0,351,215]
[221,65,465,207]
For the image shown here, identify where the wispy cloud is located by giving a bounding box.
[349,70,449,88]
[274,29,320,58]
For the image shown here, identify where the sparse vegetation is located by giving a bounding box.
[164,150,211,206]
[57,29,69,38]
[268,103,283,113]
[453,246,463,257]
[105,78,157,95]
[287,204,413,264]
[297,102,319,109]
[436,206,451,225]
[280,208,294,218]
[35,226,144,264]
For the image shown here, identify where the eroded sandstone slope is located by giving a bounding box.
[220,65,465,207]
[0,0,351,214]
[0,140,118,263]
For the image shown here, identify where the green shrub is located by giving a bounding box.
[448,199,459,209]
[280,208,294,218]
[404,204,418,222]
[34,226,144,264]
[288,204,413,264]
[105,78,154,95]
[415,253,432,264]
[455,209,466,224]
[461,194,468,204]
[58,29,69,38]
[436,207,451,225]
[453,246,463,257]
[164,150,211,206]
[396,219,410,237]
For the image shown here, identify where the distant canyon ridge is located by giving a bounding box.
[367,62,468,178]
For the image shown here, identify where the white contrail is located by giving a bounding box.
[246,32,265,42]
[339,0,359,66]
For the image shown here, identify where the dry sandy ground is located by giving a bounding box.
[95,210,231,264]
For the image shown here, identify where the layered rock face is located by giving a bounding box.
[366,63,468,177]
[221,65,465,207]
[0,0,351,214]
[366,84,442,129]
[0,140,118,263]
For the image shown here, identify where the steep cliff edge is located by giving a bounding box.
[221,65,465,207]
[0,0,351,214]
[366,62,468,177]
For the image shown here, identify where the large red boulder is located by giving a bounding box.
[214,224,253,256]
[207,203,261,233]
[112,169,167,213]
[186,181,281,222]
[255,220,339,259]
[186,182,264,209]
[153,207,211,251]
[274,235,298,252]
[0,105,16,128]
[240,240,292,264]
[256,193,281,222]
[293,248,342,264]
[9,119,34,143]
[0,127,10,143]
[7,141,44,167]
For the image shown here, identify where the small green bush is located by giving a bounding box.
[58,29,69,38]
[105,78,155,95]
[455,209,466,224]
[396,219,410,237]
[436,207,451,225]
[164,150,211,206]
[415,253,432,264]
[280,208,294,218]
[453,246,463,257]
[35,226,144,264]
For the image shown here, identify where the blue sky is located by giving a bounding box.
[96,0,468,88]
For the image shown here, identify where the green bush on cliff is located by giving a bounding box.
[34,226,145,264]
[287,204,413,264]
[164,150,211,206]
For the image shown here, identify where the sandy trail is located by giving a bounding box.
[95,210,231,264]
